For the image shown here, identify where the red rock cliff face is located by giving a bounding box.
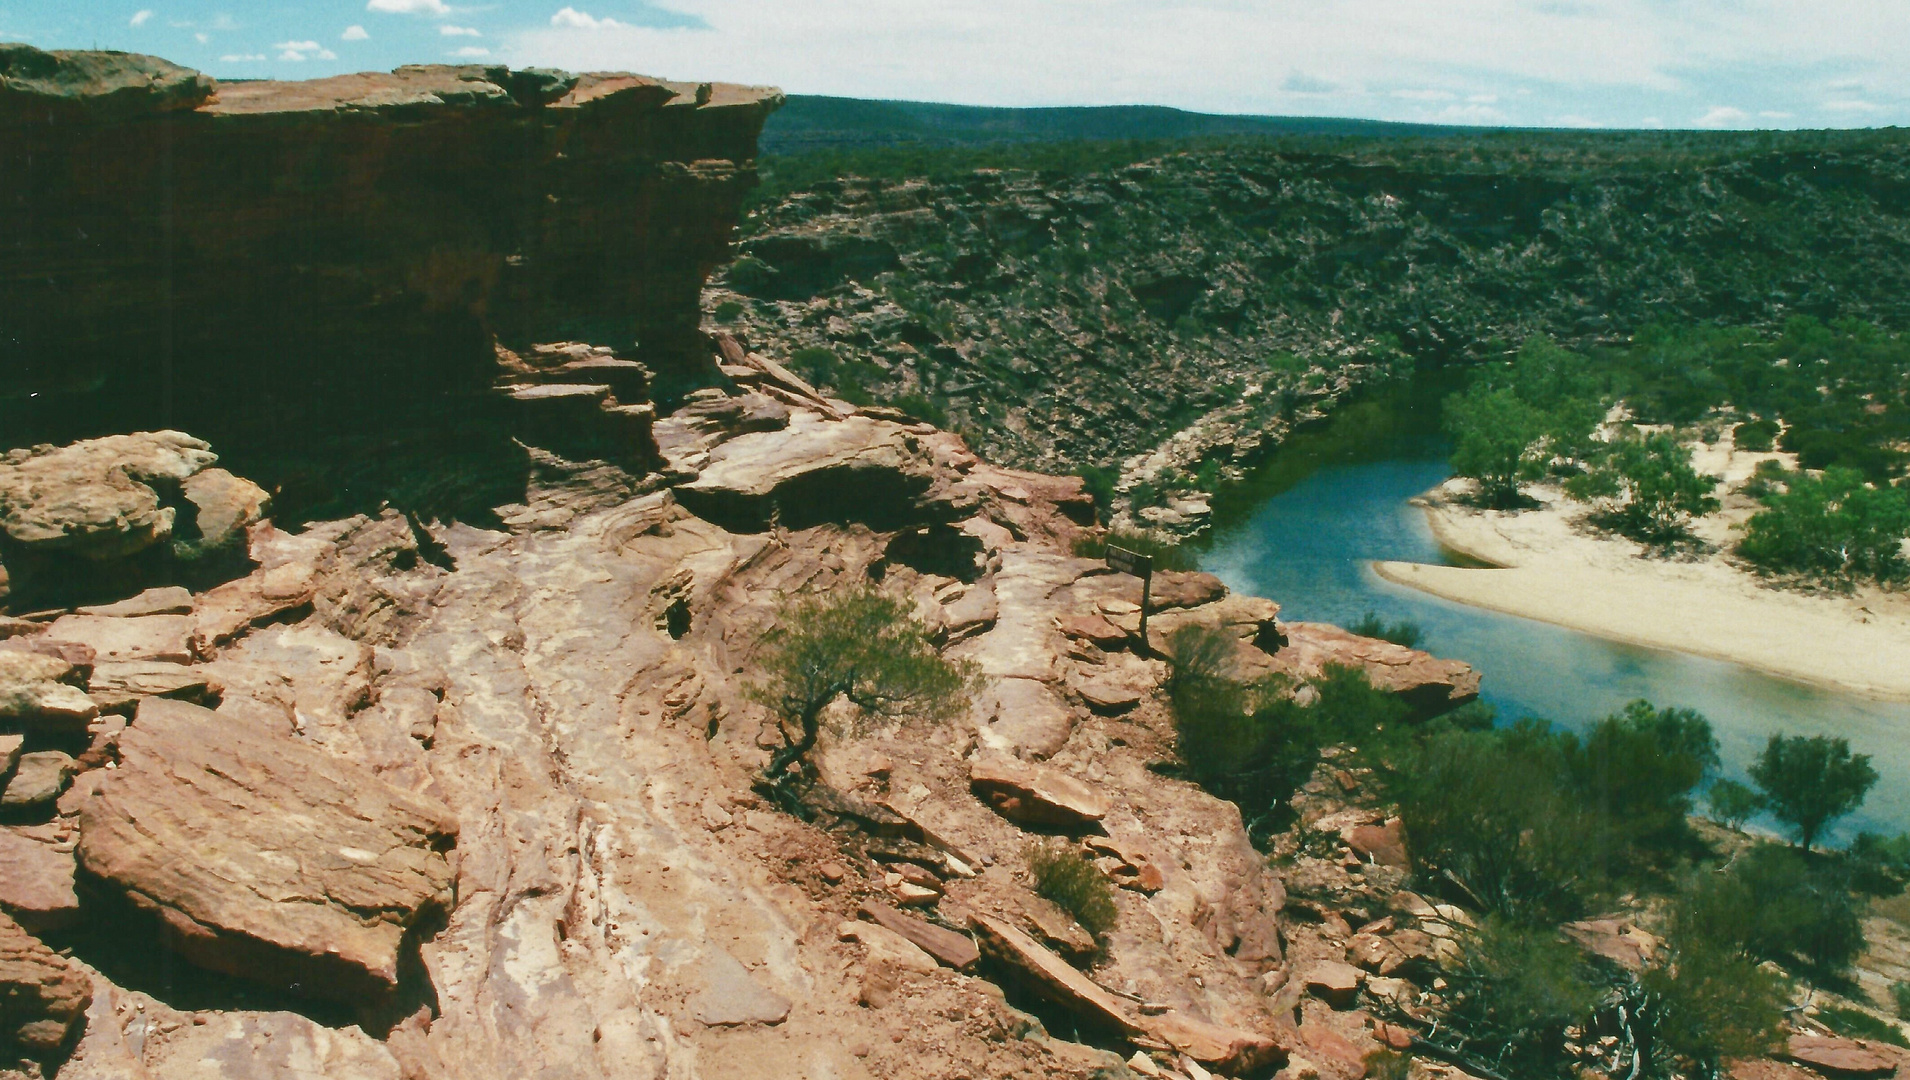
[0,47,781,450]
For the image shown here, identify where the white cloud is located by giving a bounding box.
[1824,99,1886,113]
[342,25,370,40]
[440,24,482,36]
[275,40,338,62]
[129,10,153,27]
[367,0,452,14]
[195,32,209,43]
[1695,105,1749,127]
[1391,88,1456,101]
[551,7,622,30]
[1760,110,1794,119]
[220,53,266,61]
[451,45,491,56]
[208,14,237,31]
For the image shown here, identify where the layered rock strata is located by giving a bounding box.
[0,47,780,472]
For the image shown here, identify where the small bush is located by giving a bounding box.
[882,393,948,428]
[1705,778,1765,830]
[1819,1004,1910,1048]
[1680,843,1866,976]
[1437,918,1603,1077]
[1735,417,1779,452]
[1642,935,1791,1072]
[1362,1049,1412,1080]
[1893,981,1910,1019]
[713,299,745,322]
[1069,529,1199,572]
[1078,466,1117,516]
[1348,611,1423,649]
[1026,841,1118,940]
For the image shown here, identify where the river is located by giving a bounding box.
[1196,376,1910,841]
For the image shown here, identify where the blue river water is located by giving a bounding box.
[1195,384,1910,841]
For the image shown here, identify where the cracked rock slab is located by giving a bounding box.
[74,698,457,1001]
[0,909,90,1055]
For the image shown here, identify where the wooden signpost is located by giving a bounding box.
[1105,545,1154,646]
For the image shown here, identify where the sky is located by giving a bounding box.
[2,1,1905,131]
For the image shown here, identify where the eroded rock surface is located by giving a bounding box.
[0,909,90,1057]
[74,699,457,1001]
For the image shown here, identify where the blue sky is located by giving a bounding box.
[2,1,1904,130]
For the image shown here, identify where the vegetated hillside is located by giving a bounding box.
[760,94,1484,156]
[715,128,1910,497]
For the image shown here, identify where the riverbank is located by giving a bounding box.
[1374,477,1910,702]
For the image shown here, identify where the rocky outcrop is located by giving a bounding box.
[2,47,781,515]
[1272,621,1481,714]
[74,698,458,1002]
[0,909,89,1058]
[0,431,266,606]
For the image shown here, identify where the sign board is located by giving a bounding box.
[1105,545,1153,580]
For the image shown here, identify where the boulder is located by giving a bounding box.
[1084,834,1166,893]
[969,753,1109,828]
[0,735,19,777]
[0,432,264,605]
[0,650,97,736]
[1058,612,1128,649]
[1,752,75,811]
[0,909,90,1056]
[1273,622,1480,714]
[969,913,1140,1037]
[84,661,221,714]
[858,900,979,970]
[675,411,974,532]
[1022,896,1098,964]
[1347,933,1406,975]
[1783,1035,1900,1078]
[838,920,938,975]
[1145,1011,1286,1075]
[0,830,78,931]
[1562,917,1660,972]
[1343,820,1408,869]
[975,677,1075,759]
[1149,571,1228,610]
[40,614,195,664]
[1074,676,1144,715]
[1302,960,1363,1008]
[74,699,458,1001]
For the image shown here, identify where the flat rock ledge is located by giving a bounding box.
[74,699,458,1002]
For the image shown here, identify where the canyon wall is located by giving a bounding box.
[0,46,781,455]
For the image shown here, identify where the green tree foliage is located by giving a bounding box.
[1749,733,1879,850]
[1704,779,1765,830]
[749,588,977,793]
[1737,466,1910,585]
[1437,918,1605,1077]
[1565,433,1721,545]
[1444,384,1554,507]
[1390,702,1717,923]
[1025,840,1119,940]
[1069,529,1199,571]
[1678,844,1866,975]
[1640,931,1791,1073]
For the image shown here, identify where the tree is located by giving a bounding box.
[1749,733,1878,850]
[750,588,977,798]
[1566,433,1721,545]
[1565,700,1717,858]
[1704,779,1765,831]
[1737,467,1910,585]
[1444,384,1553,508]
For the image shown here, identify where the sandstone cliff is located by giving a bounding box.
[0,46,780,478]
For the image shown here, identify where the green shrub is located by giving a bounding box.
[1738,467,1910,586]
[1679,843,1866,976]
[882,393,948,427]
[1564,700,1717,858]
[1026,841,1118,940]
[1348,611,1423,649]
[1444,384,1553,507]
[1436,918,1603,1077]
[749,587,978,794]
[1362,1049,1412,1080]
[1705,778,1765,830]
[1565,432,1721,545]
[1069,529,1199,571]
[789,345,842,385]
[1077,466,1117,516]
[1893,981,1910,1019]
[1734,418,1779,452]
[1642,935,1791,1072]
[1818,1004,1910,1048]
[713,299,745,322]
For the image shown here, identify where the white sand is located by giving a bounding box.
[1374,469,1910,702]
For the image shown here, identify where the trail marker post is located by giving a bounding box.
[1105,545,1154,649]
